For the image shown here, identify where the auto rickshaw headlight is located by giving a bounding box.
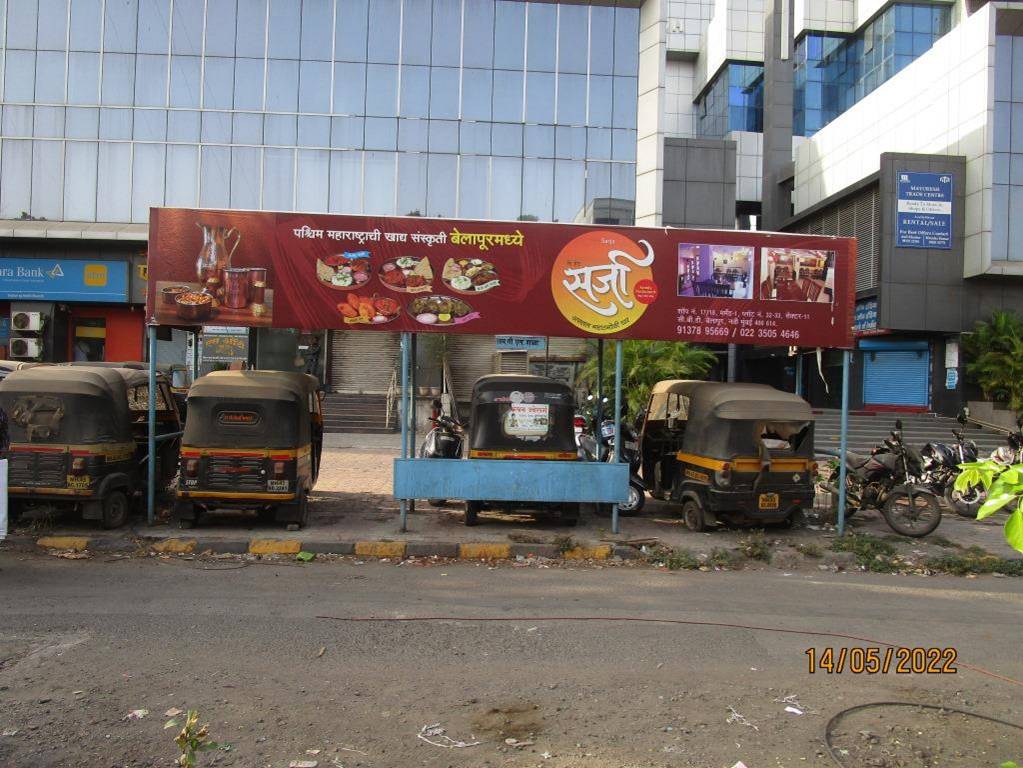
[273,461,287,479]
[714,464,732,488]
[71,457,87,476]
[185,458,199,477]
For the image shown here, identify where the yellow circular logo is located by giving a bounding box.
[551,230,656,334]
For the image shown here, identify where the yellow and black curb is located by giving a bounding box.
[18,535,631,562]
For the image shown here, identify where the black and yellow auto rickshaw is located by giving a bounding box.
[464,374,580,526]
[174,371,323,529]
[637,380,815,530]
[0,365,182,528]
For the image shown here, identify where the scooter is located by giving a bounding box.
[920,411,980,517]
[579,417,646,514]
[418,404,465,507]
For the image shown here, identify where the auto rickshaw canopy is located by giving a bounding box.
[468,374,577,455]
[183,370,319,449]
[652,380,814,460]
[0,365,135,444]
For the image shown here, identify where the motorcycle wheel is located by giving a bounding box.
[464,500,480,526]
[619,482,645,515]
[944,484,983,519]
[882,489,942,537]
[427,499,447,507]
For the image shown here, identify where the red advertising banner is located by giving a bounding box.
[148,208,857,349]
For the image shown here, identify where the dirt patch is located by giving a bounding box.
[471,702,545,741]
[828,705,1022,767]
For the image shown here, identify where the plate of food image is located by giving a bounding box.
[406,294,480,327]
[441,257,500,294]
[316,251,372,291]
[337,293,401,325]
[379,255,434,293]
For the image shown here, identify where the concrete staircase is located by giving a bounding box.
[813,410,1008,457]
[322,393,397,434]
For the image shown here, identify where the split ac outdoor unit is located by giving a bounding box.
[11,311,44,332]
[9,337,42,359]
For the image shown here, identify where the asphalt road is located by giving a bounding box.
[0,551,1021,768]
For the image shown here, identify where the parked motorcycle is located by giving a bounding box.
[822,419,942,537]
[419,404,465,507]
[579,415,646,514]
[920,411,980,517]
[952,416,1023,517]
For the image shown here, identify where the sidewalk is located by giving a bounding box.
[5,445,1020,567]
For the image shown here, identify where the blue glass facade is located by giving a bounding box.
[695,63,764,138]
[794,3,952,137]
[0,0,639,225]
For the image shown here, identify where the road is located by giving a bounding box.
[0,551,1021,768]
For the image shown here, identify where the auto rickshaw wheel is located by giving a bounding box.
[464,500,480,526]
[100,490,130,529]
[683,499,706,532]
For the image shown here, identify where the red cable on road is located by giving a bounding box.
[315,614,1023,688]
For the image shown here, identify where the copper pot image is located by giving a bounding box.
[196,223,241,283]
[222,267,251,309]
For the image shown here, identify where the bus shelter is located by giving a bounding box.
[146,208,857,535]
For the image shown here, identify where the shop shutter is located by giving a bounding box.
[446,334,497,401]
[327,330,399,394]
[863,347,930,407]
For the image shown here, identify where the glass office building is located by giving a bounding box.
[695,62,764,138]
[793,2,951,137]
[0,0,639,225]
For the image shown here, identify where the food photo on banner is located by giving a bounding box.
[147,209,856,349]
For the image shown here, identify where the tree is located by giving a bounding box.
[577,340,716,416]
[962,310,1023,414]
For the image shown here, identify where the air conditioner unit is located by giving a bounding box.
[493,351,528,374]
[9,337,42,359]
[11,311,45,332]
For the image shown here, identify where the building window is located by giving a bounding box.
[794,2,952,137]
[695,63,764,138]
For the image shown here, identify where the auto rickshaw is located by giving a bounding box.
[174,371,323,529]
[464,374,580,526]
[0,365,182,528]
[637,380,815,530]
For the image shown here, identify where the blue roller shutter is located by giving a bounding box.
[861,342,930,407]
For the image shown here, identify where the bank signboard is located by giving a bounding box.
[149,209,857,349]
[896,171,953,249]
[0,258,129,302]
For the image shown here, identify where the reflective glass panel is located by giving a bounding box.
[364,151,396,214]
[167,110,200,141]
[101,53,137,106]
[490,155,521,219]
[296,148,330,211]
[264,113,297,145]
[459,121,491,155]
[553,159,584,222]
[0,141,32,218]
[104,0,139,53]
[64,141,99,219]
[5,51,37,102]
[557,5,588,74]
[172,0,204,55]
[524,124,554,158]
[268,0,301,59]
[32,140,64,220]
[38,0,70,51]
[134,54,168,107]
[169,56,201,108]
[400,66,431,119]
[33,105,64,138]
[230,146,261,209]
[493,1,525,70]
[331,116,364,149]
[300,0,334,60]
[396,152,427,215]
[430,68,460,120]
[398,118,428,151]
[521,158,553,221]
[66,107,99,138]
[336,0,369,62]
[134,107,167,140]
[70,0,103,52]
[426,153,457,216]
[492,70,523,122]
[432,0,462,68]
[299,60,332,113]
[8,0,40,49]
[234,58,265,110]
[463,0,495,69]
[236,0,268,58]
[613,8,639,76]
[491,122,521,156]
[266,60,300,112]
[557,74,587,125]
[35,51,66,103]
[329,150,363,213]
[364,117,397,150]
[233,112,264,144]
[201,110,232,143]
[526,3,556,72]
[589,6,614,76]
[263,147,295,211]
[132,142,166,221]
[525,72,555,124]
[334,62,367,114]
[203,57,235,110]
[97,141,132,220]
[462,68,493,121]
[165,144,199,207]
[402,1,433,66]
[365,64,398,116]
[2,106,33,136]
[204,0,237,57]
[459,155,489,219]
[429,119,459,153]
[367,0,400,64]
[555,126,586,160]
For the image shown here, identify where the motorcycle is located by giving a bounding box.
[952,416,1023,517]
[418,405,465,507]
[822,419,942,537]
[920,411,980,517]
[579,416,646,514]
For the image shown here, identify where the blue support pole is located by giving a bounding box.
[795,352,804,397]
[147,326,157,525]
[399,331,410,532]
[611,339,623,535]
[837,349,850,536]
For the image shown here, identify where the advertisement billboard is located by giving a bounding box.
[0,258,129,302]
[149,209,857,349]
[896,171,953,249]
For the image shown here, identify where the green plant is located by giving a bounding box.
[793,542,823,559]
[831,533,898,571]
[738,531,771,561]
[709,547,739,568]
[165,710,221,767]
[577,340,716,417]
[954,461,1023,554]
[925,550,1023,576]
[553,535,576,554]
[660,548,700,570]
[963,311,1023,413]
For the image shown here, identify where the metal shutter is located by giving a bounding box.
[863,348,930,407]
[446,334,497,401]
[493,351,529,373]
[855,187,878,291]
[328,331,399,394]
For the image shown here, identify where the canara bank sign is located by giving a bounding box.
[0,258,129,303]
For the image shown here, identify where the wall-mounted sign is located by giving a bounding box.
[0,258,129,302]
[897,171,953,249]
[945,368,958,390]
[496,335,547,351]
[200,326,249,363]
[853,298,885,336]
[149,208,857,349]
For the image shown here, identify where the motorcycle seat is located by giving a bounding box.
[844,451,873,469]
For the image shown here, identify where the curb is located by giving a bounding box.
[18,534,625,563]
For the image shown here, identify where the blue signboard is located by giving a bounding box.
[496,335,547,352]
[0,259,129,302]
[854,298,879,334]
[897,171,953,249]
[945,368,958,390]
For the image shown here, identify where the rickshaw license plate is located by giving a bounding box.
[758,493,780,510]
[267,479,289,492]
[66,475,90,489]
